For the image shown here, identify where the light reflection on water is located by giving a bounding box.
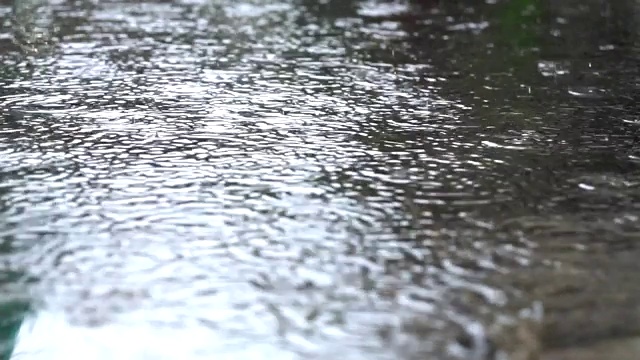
[1,0,639,359]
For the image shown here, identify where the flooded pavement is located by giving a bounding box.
[0,0,639,359]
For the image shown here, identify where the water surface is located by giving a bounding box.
[1,0,639,359]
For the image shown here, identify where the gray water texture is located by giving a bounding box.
[0,0,639,359]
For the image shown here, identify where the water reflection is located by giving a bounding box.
[0,299,29,360]
[0,0,639,359]
[0,254,31,360]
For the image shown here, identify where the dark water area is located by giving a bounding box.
[0,0,639,359]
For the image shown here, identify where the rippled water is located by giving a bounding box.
[1,0,639,359]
